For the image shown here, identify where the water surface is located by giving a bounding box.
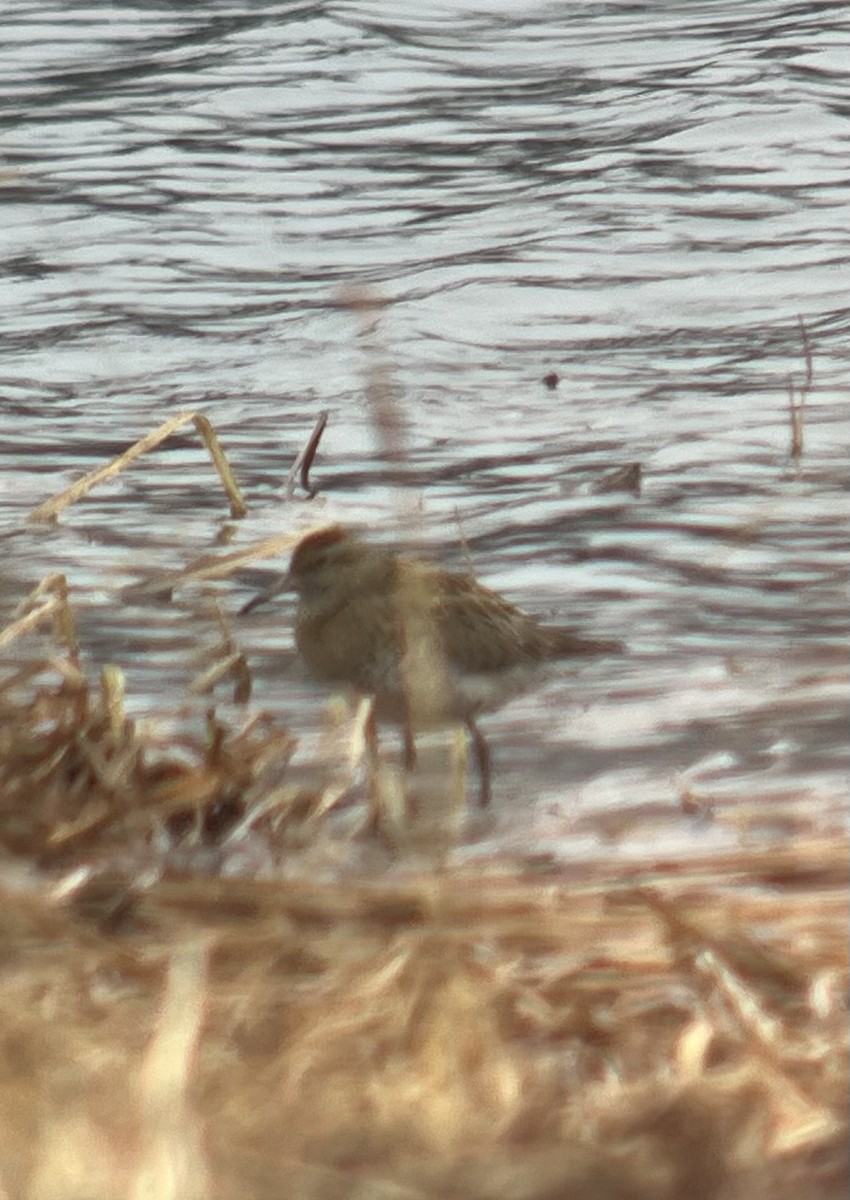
[1,0,847,864]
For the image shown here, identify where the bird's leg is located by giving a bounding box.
[363,700,381,786]
[402,723,417,771]
[464,716,491,808]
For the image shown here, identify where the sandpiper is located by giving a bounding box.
[242,525,621,806]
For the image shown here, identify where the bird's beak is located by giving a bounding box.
[239,570,293,615]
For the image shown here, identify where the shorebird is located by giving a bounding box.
[242,525,621,806]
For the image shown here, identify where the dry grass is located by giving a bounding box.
[0,573,846,1200]
[0,841,845,1199]
[28,410,246,524]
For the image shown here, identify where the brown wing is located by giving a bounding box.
[434,571,622,670]
[433,571,555,673]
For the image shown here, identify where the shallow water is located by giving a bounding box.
[1,0,847,863]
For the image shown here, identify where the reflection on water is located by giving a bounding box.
[0,0,847,857]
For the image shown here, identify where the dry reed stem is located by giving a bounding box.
[340,285,407,474]
[0,573,79,654]
[788,316,813,464]
[592,461,643,495]
[191,412,247,519]
[133,938,212,1200]
[798,314,814,391]
[338,288,471,829]
[137,527,306,597]
[284,409,329,499]
[789,380,805,461]
[28,410,246,523]
[188,600,253,704]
